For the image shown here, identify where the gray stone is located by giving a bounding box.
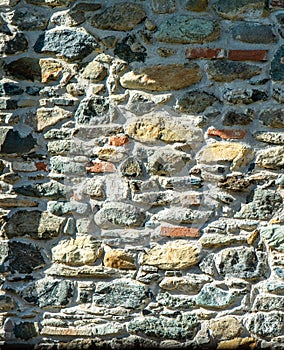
[147,150,188,176]
[26,0,74,6]
[48,201,90,216]
[223,88,268,104]
[14,181,66,200]
[2,32,28,55]
[50,156,86,176]
[207,61,261,82]
[0,128,36,154]
[176,91,218,114]
[248,312,283,338]
[273,85,284,103]
[213,0,264,19]
[196,284,238,309]
[114,35,147,63]
[14,322,37,340]
[120,157,143,177]
[254,131,284,144]
[155,16,220,44]
[253,295,284,311]
[266,281,284,294]
[21,278,74,308]
[89,3,146,31]
[93,279,152,309]
[4,58,41,81]
[34,29,97,61]
[260,108,284,128]
[0,82,24,96]
[74,96,112,124]
[95,202,146,229]
[0,98,18,109]
[126,91,171,116]
[157,292,195,308]
[235,189,283,220]
[128,314,199,340]
[151,0,176,13]
[11,6,48,30]
[199,253,216,276]
[232,23,276,44]
[260,225,284,252]
[271,46,284,81]
[154,207,212,224]
[222,110,253,126]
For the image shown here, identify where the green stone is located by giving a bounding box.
[196,284,237,309]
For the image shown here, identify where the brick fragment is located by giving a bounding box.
[207,129,246,140]
[35,161,48,172]
[161,226,199,238]
[186,48,225,60]
[228,50,268,62]
[86,161,116,173]
[109,135,129,146]
[270,0,284,8]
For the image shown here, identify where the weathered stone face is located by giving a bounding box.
[213,0,264,19]
[0,128,36,154]
[209,316,243,340]
[176,91,218,114]
[232,23,276,44]
[260,225,284,252]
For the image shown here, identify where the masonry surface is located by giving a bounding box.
[0,0,284,349]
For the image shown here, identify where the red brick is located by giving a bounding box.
[109,135,129,146]
[228,50,268,62]
[86,161,116,173]
[270,0,284,8]
[207,129,246,140]
[161,226,199,238]
[35,161,48,172]
[186,48,225,60]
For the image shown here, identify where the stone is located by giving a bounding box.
[50,156,86,175]
[247,312,283,337]
[207,61,261,82]
[94,202,146,229]
[271,46,284,81]
[223,88,268,104]
[52,237,102,266]
[218,174,251,191]
[48,200,89,215]
[217,338,257,350]
[21,278,74,308]
[236,189,283,220]
[208,129,246,140]
[260,225,284,252]
[151,0,176,13]
[26,0,74,6]
[11,6,48,30]
[142,240,200,270]
[82,60,107,82]
[0,82,23,96]
[197,142,254,170]
[114,35,147,63]
[39,59,63,83]
[129,314,199,340]
[266,281,284,294]
[34,29,97,61]
[126,91,171,116]
[103,249,136,270]
[0,293,15,311]
[120,64,202,92]
[222,110,253,126]
[0,98,18,109]
[209,316,243,340]
[200,234,246,248]
[89,3,146,31]
[273,85,284,103]
[14,322,38,340]
[2,32,28,55]
[4,58,41,81]
[109,135,129,146]
[256,146,284,169]
[154,207,212,225]
[253,295,284,311]
[120,157,143,177]
[159,275,211,294]
[259,108,284,128]
[14,181,66,199]
[155,16,220,44]
[213,0,264,19]
[196,284,238,309]
[176,91,218,114]
[3,210,65,239]
[232,23,276,44]
[0,128,36,155]
[147,150,188,176]
[0,195,37,208]
[74,96,111,124]
[215,247,268,280]
[254,131,284,144]
[93,279,152,309]
[50,9,85,27]
[186,0,208,12]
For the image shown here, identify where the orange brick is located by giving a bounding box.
[35,161,48,172]
[161,226,199,238]
[86,161,116,173]
[186,48,225,60]
[207,129,246,140]
[109,135,129,146]
[228,50,268,62]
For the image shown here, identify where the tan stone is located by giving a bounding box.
[256,146,284,169]
[217,337,257,350]
[104,249,136,270]
[82,60,107,82]
[34,107,72,132]
[159,275,211,293]
[120,64,202,92]
[41,326,92,337]
[200,234,246,248]
[197,142,254,170]
[142,240,200,270]
[39,59,63,83]
[209,316,244,341]
[0,194,37,208]
[52,236,103,266]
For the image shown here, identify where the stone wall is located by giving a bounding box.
[0,0,284,348]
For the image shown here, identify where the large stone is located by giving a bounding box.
[3,210,65,239]
[155,16,220,43]
[253,295,284,311]
[209,316,243,340]
[196,284,238,309]
[217,338,257,350]
[200,234,246,248]
[0,82,24,96]
[126,91,171,116]
[52,237,102,266]
[128,314,199,340]
[197,142,254,170]
[4,58,41,81]
[114,34,147,63]
[213,0,264,19]
[0,292,16,311]
[11,6,48,30]
[259,108,284,128]
[89,3,146,31]
[93,279,152,309]
[222,110,253,126]
[120,64,202,92]
[260,225,284,252]
[256,146,284,169]
[254,131,284,144]
[14,181,66,199]
[207,61,261,82]
[125,116,202,143]
[271,46,284,81]
[159,275,211,294]
[247,312,283,338]
[0,128,36,154]
[34,29,97,61]
[28,107,72,132]
[21,278,74,308]
[176,91,218,114]
[94,202,146,229]
[142,240,200,270]
[232,23,276,44]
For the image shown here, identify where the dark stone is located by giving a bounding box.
[271,46,284,81]
[4,58,41,81]
[232,23,276,44]
[26,86,41,96]
[0,82,24,96]
[186,0,208,12]
[21,279,74,308]
[176,91,218,114]
[11,7,48,30]
[3,32,28,55]
[259,108,284,128]
[213,0,264,19]
[218,174,251,191]
[0,16,12,35]
[34,29,97,61]
[14,322,38,340]
[70,2,101,11]
[0,99,18,110]
[223,88,268,104]
[74,96,111,124]
[114,35,147,63]
[14,181,66,199]
[222,110,254,126]
[0,129,36,154]
[120,157,143,177]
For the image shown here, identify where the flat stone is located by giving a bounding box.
[200,234,246,248]
[207,61,261,82]
[0,128,36,155]
[103,250,136,270]
[218,174,251,191]
[186,0,208,11]
[3,210,65,239]
[142,240,200,270]
[256,146,284,169]
[196,284,238,309]
[50,9,85,27]
[260,225,284,252]
[271,46,284,81]
[0,194,37,208]
[176,91,218,114]
[11,6,48,30]
[120,64,202,92]
[217,338,257,350]
[82,60,107,82]
[34,29,97,61]
[259,108,284,128]
[213,0,264,19]
[223,88,268,104]
[93,279,152,309]
[14,181,66,199]
[159,275,211,294]
[50,156,86,176]
[197,142,254,170]
[52,237,102,266]
[89,3,146,31]
[21,278,74,308]
[94,202,146,229]
[254,131,284,144]
[155,16,220,43]
[232,23,276,44]
[253,295,284,311]
[4,58,41,81]
[154,207,212,224]
[247,312,283,337]
[126,91,171,116]
[128,314,199,340]
[209,316,243,340]
[222,110,253,126]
